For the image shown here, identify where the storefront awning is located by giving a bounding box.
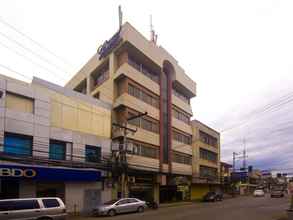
[0,164,101,182]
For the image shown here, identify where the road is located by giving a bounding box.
[74,195,289,220]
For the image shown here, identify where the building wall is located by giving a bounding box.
[64,22,196,181]
[0,74,112,212]
[191,120,221,181]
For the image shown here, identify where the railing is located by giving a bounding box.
[192,173,221,184]
[0,143,112,170]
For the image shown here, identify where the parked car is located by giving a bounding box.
[0,197,66,220]
[202,192,223,202]
[270,189,284,198]
[253,189,265,197]
[93,198,147,217]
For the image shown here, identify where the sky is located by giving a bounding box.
[0,0,293,172]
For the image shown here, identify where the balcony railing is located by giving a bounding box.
[192,173,220,184]
[0,144,112,170]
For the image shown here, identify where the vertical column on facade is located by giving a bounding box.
[0,78,6,152]
[86,76,91,95]
[153,179,160,204]
[109,53,117,103]
[33,92,51,158]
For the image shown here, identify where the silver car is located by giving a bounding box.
[93,198,147,217]
[0,197,66,220]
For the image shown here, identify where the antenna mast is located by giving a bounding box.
[150,15,157,44]
[118,5,123,30]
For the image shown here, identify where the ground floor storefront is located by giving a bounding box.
[114,172,192,204]
[0,163,112,214]
[159,175,191,203]
[191,183,221,200]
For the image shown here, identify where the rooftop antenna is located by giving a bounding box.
[118,5,123,30]
[150,15,158,44]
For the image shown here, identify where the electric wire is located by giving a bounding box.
[0,30,70,76]
[0,16,75,69]
[0,41,67,81]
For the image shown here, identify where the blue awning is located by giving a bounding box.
[0,164,101,182]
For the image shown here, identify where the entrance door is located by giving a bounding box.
[0,180,19,199]
[83,189,101,214]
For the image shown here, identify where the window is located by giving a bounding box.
[49,140,66,160]
[128,198,138,203]
[0,201,14,211]
[173,108,190,124]
[131,141,158,159]
[4,133,33,156]
[128,112,140,127]
[127,83,159,109]
[200,166,218,179]
[199,130,218,147]
[128,57,159,83]
[127,111,159,134]
[172,130,192,145]
[13,200,39,210]
[200,148,218,163]
[141,118,152,131]
[172,152,192,165]
[42,199,60,208]
[85,145,101,163]
[5,92,34,113]
[117,199,128,205]
[173,89,190,104]
[92,64,109,88]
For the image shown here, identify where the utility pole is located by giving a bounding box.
[233,152,237,172]
[243,138,247,171]
[112,112,147,198]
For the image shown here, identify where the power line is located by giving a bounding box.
[0,63,32,80]
[221,91,293,133]
[0,30,70,76]
[0,17,74,69]
[0,41,67,82]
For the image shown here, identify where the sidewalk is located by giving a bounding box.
[159,201,193,208]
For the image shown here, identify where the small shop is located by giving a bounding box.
[0,163,106,213]
[128,173,155,202]
[160,175,191,203]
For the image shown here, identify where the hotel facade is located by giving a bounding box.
[66,22,197,203]
[0,22,222,208]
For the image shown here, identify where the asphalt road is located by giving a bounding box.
[74,194,289,220]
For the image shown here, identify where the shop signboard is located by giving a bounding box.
[0,164,101,182]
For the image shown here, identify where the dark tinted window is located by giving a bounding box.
[0,201,14,211]
[42,199,60,208]
[128,199,138,203]
[117,199,128,205]
[14,200,39,210]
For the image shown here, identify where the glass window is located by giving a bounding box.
[85,145,101,163]
[42,199,60,208]
[117,199,128,205]
[13,200,40,210]
[0,201,14,211]
[141,118,152,131]
[128,84,135,96]
[4,133,33,156]
[49,140,66,160]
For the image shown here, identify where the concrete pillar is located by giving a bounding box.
[86,76,91,95]
[154,183,160,204]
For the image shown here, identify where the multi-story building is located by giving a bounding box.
[191,120,221,200]
[66,22,197,203]
[0,74,112,213]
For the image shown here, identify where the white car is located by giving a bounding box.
[254,189,265,197]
